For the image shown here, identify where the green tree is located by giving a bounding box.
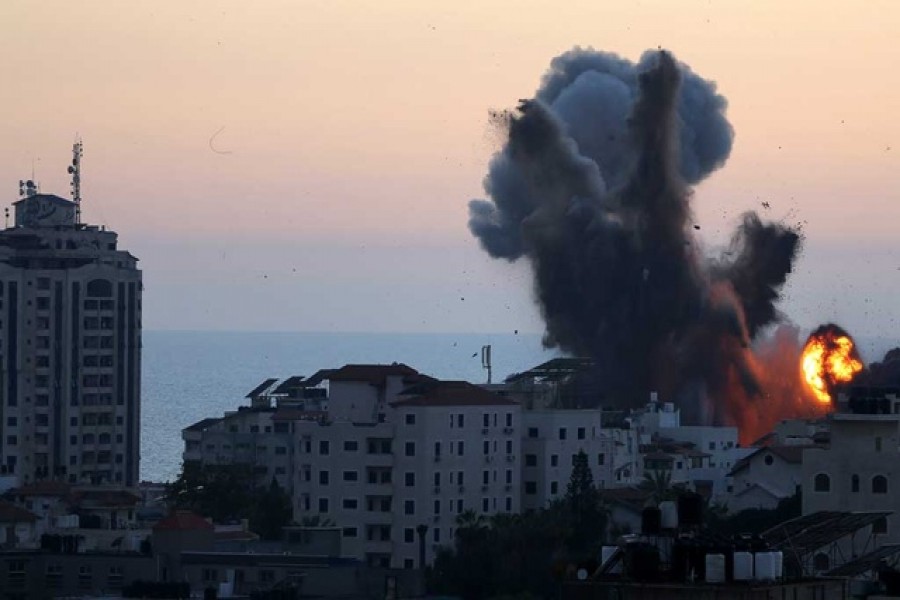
[642,469,674,503]
[563,450,605,556]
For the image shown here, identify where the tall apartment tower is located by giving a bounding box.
[0,151,141,488]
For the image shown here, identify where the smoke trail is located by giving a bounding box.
[468,48,801,419]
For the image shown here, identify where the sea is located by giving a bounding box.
[140,330,556,483]
[140,330,899,484]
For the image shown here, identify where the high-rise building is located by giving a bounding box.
[0,151,141,488]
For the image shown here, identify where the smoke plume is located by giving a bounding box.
[469,48,802,423]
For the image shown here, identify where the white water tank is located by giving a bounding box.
[754,552,777,581]
[705,554,726,583]
[734,551,754,580]
[659,501,678,529]
[601,546,622,574]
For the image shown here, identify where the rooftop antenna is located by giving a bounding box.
[67,136,83,224]
[481,344,492,385]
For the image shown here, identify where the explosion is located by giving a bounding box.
[468,48,801,426]
[800,324,864,405]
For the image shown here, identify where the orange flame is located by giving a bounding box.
[800,326,863,404]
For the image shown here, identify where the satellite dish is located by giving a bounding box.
[67,166,74,174]
[577,568,588,581]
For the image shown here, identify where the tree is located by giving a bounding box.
[642,469,674,503]
[251,478,294,540]
[563,450,605,556]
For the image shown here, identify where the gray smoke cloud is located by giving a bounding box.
[468,49,800,421]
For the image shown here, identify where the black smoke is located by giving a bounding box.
[468,49,801,421]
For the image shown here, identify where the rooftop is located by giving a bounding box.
[391,380,518,407]
[153,510,215,532]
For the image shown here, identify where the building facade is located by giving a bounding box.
[0,191,142,488]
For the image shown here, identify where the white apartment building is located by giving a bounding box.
[520,410,618,510]
[184,364,522,568]
[0,186,142,488]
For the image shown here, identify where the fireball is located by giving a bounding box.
[801,325,863,404]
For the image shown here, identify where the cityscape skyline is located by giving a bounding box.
[1,1,899,340]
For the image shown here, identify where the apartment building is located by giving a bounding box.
[0,186,141,488]
[520,410,617,510]
[803,411,900,546]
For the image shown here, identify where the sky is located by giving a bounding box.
[1,0,899,339]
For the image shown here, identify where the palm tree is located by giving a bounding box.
[642,469,673,503]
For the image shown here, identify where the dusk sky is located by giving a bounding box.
[2,1,899,339]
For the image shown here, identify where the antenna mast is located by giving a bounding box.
[67,138,83,224]
[481,344,492,385]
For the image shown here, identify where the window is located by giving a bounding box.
[851,474,860,493]
[342,498,358,510]
[319,440,330,455]
[483,413,490,428]
[525,481,537,495]
[505,440,512,454]
[434,499,440,515]
[319,471,330,485]
[550,481,558,494]
[433,528,441,543]
[457,441,464,456]
[405,442,416,457]
[318,498,329,513]
[598,453,605,466]
[709,442,715,451]
[577,427,586,440]
[814,473,831,492]
[405,472,415,487]
[505,497,512,512]
[528,427,538,438]
[434,472,441,486]
[873,475,888,494]
[78,565,93,590]
[559,427,567,440]
[342,527,358,537]
[550,454,558,467]
[482,498,489,512]
[343,471,358,482]
[483,470,490,485]
[108,565,124,589]
[813,553,830,572]
[457,414,464,428]
[344,440,358,452]
[405,413,416,425]
[404,500,415,515]
[505,470,512,484]
[506,413,512,427]
[274,446,287,455]
[874,516,889,535]
[404,528,415,543]
[483,440,490,455]
[525,454,537,467]
[434,441,441,457]
[764,455,774,466]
